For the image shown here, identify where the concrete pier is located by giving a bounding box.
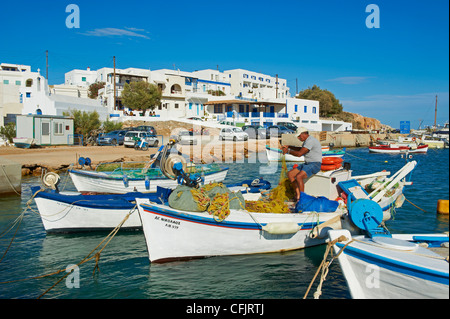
[282,131,404,148]
[0,157,22,195]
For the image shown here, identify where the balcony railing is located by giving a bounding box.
[222,112,289,120]
[263,112,275,118]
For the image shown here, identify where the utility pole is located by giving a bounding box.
[46,50,48,80]
[113,56,116,111]
[296,78,298,96]
[275,74,278,99]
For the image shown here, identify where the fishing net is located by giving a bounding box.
[245,156,295,214]
[168,157,295,217]
[168,182,245,219]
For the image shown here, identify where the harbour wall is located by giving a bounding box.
[282,131,404,148]
[0,157,22,195]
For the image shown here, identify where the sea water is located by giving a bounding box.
[0,148,448,300]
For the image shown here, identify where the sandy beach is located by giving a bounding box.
[0,138,271,175]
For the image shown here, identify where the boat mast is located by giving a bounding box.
[434,95,437,131]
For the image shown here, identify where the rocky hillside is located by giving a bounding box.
[327,111,391,130]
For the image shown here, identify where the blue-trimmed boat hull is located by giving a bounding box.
[137,199,344,263]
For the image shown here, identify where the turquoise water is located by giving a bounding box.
[0,148,448,299]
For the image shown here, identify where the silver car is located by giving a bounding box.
[178,131,197,145]
[124,131,159,148]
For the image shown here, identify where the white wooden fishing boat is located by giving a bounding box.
[328,229,449,299]
[136,197,346,263]
[265,146,345,162]
[31,176,271,233]
[368,143,428,154]
[13,137,35,148]
[31,186,164,233]
[294,160,417,219]
[68,163,228,194]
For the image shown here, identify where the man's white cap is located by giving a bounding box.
[295,127,309,136]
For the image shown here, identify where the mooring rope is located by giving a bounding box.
[404,196,431,213]
[0,203,135,299]
[37,206,135,299]
[0,189,44,263]
[303,235,352,299]
[344,152,388,163]
[0,164,21,195]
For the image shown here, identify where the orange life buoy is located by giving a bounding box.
[412,137,416,141]
[321,162,342,171]
[322,157,343,165]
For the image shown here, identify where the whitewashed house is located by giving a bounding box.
[20,72,108,121]
[0,63,42,126]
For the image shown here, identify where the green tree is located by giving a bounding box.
[88,82,105,99]
[102,119,123,133]
[63,110,101,144]
[0,122,16,143]
[296,85,343,117]
[121,81,162,112]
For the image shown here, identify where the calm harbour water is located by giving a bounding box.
[0,148,448,300]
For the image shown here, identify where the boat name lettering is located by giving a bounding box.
[154,215,181,228]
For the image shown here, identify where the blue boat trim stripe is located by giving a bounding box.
[69,167,229,181]
[336,242,449,286]
[141,204,319,230]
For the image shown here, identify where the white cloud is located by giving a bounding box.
[82,27,150,39]
[327,76,375,85]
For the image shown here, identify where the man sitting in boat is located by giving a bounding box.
[281,127,322,202]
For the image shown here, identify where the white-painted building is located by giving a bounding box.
[0,63,42,126]
[20,74,108,121]
[57,65,350,132]
[224,69,290,100]
[65,67,97,87]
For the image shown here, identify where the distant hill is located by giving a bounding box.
[325,111,391,131]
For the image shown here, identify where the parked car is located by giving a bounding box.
[187,117,203,121]
[219,127,249,141]
[266,125,295,138]
[276,121,298,132]
[242,125,267,139]
[97,130,127,146]
[178,131,197,145]
[135,125,157,136]
[124,131,159,148]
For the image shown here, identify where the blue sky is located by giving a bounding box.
[1,0,448,128]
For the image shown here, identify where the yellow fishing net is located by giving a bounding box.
[245,156,295,214]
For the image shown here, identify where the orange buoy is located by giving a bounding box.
[321,162,342,171]
[437,200,449,215]
[322,157,343,165]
